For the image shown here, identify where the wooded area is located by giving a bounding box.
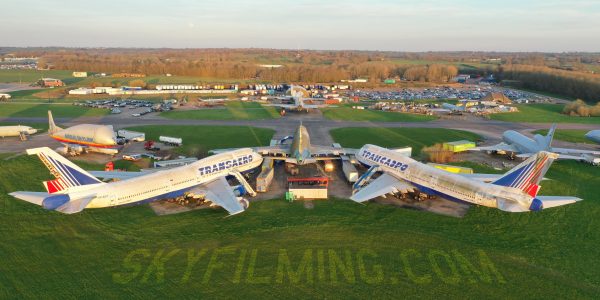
[3,48,600,102]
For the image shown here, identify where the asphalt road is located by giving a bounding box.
[1,110,599,154]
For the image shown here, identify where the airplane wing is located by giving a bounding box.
[210,145,288,157]
[310,145,357,158]
[200,177,246,215]
[516,152,588,160]
[473,143,519,153]
[458,173,502,182]
[351,174,415,203]
[88,170,154,180]
[264,104,297,109]
[551,147,600,156]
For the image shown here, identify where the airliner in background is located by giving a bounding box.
[9,147,263,215]
[472,124,600,160]
[264,85,329,112]
[48,111,119,155]
[0,124,37,138]
[352,144,581,212]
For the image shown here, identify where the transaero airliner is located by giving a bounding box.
[351,144,581,212]
[9,147,263,215]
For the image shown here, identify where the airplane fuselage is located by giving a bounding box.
[585,130,600,144]
[0,125,37,137]
[502,130,541,154]
[51,124,119,155]
[357,145,534,210]
[58,149,262,209]
[289,125,313,164]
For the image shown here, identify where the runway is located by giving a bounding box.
[1,110,599,154]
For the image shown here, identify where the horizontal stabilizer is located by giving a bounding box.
[9,191,50,206]
[55,195,95,214]
[351,174,414,203]
[536,196,582,209]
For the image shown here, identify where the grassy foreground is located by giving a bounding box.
[0,155,598,298]
[0,126,599,298]
[490,104,600,124]
[321,107,436,122]
[0,103,108,118]
[330,127,482,154]
[161,101,281,120]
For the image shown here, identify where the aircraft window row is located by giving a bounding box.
[117,186,170,201]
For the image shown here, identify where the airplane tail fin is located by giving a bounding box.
[48,110,62,134]
[492,151,558,197]
[545,124,557,148]
[27,147,103,193]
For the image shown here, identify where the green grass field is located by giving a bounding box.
[330,127,482,154]
[160,101,281,121]
[532,129,592,144]
[321,107,437,122]
[0,103,108,118]
[0,147,599,298]
[124,125,274,157]
[490,104,600,124]
[0,70,74,83]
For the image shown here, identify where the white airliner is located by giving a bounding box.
[9,147,263,215]
[351,144,581,212]
[265,85,328,112]
[473,124,600,159]
[0,125,37,138]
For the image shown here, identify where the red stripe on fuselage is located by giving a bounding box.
[51,135,117,149]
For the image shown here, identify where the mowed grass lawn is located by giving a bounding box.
[331,127,482,154]
[0,151,599,298]
[125,125,274,157]
[532,129,592,144]
[0,103,108,118]
[0,69,74,83]
[161,101,281,120]
[321,107,436,122]
[490,104,600,124]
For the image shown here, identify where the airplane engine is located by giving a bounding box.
[233,185,246,197]
[238,197,250,210]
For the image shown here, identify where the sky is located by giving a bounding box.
[2,0,599,52]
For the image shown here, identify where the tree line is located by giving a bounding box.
[496,64,600,103]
